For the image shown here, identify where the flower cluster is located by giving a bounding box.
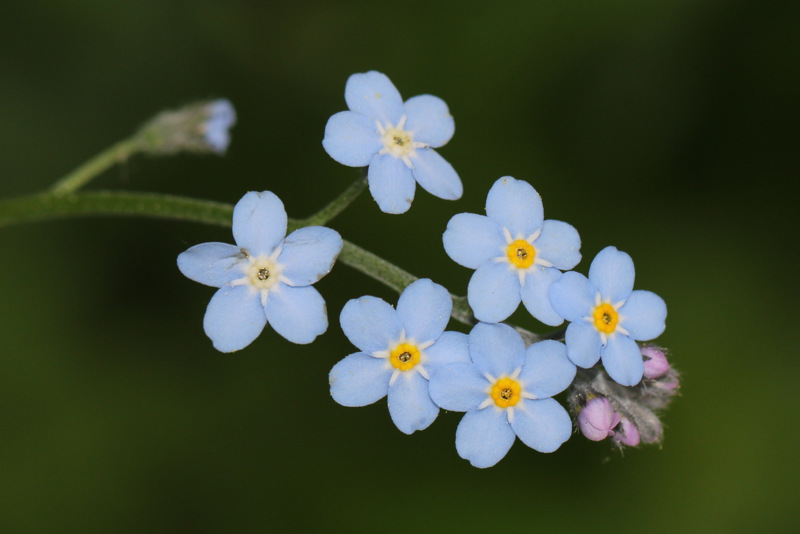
[329,281,575,468]
[175,70,676,467]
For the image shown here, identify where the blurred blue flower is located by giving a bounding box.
[428,322,575,468]
[549,246,667,386]
[138,99,237,155]
[329,279,470,434]
[178,191,342,352]
[443,176,581,325]
[323,71,462,214]
[203,99,237,153]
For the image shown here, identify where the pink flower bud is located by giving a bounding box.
[578,397,620,441]
[641,345,669,379]
[615,417,641,447]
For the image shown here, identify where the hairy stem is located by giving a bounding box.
[49,138,141,195]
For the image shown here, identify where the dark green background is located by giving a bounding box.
[1,1,797,532]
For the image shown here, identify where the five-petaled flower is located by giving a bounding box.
[549,246,667,386]
[322,71,462,214]
[443,176,581,325]
[428,322,575,468]
[177,191,342,352]
[329,279,470,434]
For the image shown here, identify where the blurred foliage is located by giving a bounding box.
[1,0,798,532]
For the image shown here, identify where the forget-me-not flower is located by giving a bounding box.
[178,191,342,352]
[443,176,581,325]
[548,246,667,386]
[322,71,462,214]
[428,322,575,468]
[329,279,470,434]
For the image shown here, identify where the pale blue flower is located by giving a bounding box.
[428,322,575,468]
[323,71,462,214]
[549,246,667,386]
[443,176,581,325]
[178,191,342,352]
[329,279,470,434]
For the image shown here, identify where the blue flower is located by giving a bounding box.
[428,322,575,468]
[329,279,470,434]
[177,191,342,352]
[443,176,581,325]
[548,246,667,386]
[203,99,237,154]
[322,71,462,214]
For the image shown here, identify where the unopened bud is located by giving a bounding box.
[614,417,641,447]
[578,396,620,441]
[137,99,237,155]
[641,345,669,379]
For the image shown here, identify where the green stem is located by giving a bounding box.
[0,191,236,229]
[298,173,367,227]
[0,190,481,328]
[49,138,142,195]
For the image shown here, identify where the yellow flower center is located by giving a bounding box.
[389,342,421,371]
[507,239,535,269]
[490,377,522,408]
[592,303,619,334]
[381,127,414,158]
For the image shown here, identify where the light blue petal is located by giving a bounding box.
[396,279,452,343]
[619,290,667,341]
[428,362,487,412]
[534,219,581,270]
[278,226,343,287]
[344,71,404,125]
[204,99,236,153]
[322,111,382,167]
[404,94,455,147]
[265,285,327,344]
[602,334,644,386]
[468,322,526,378]
[589,246,635,302]
[388,372,439,434]
[564,322,602,368]
[410,148,462,201]
[549,271,596,322]
[520,266,565,326]
[512,398,572,453]
[442,213,505,269]
[422,331,471,374]
[367,154,416,214]
[519,340,576,398]
[203,285,266,353]
[456,407,516,468]
[339,296,402,354]
[329,352,391,407]
[232,191,287,256]
[467,262,521,323]
[177,242,244,288]
[485,176,543,237]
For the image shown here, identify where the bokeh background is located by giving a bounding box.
[1,1,798,532]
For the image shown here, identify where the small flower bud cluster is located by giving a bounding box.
[569,345,679,449]
[137,99,236,155]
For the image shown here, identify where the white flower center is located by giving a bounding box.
[230,249,285,306]
[377,115,428,168]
